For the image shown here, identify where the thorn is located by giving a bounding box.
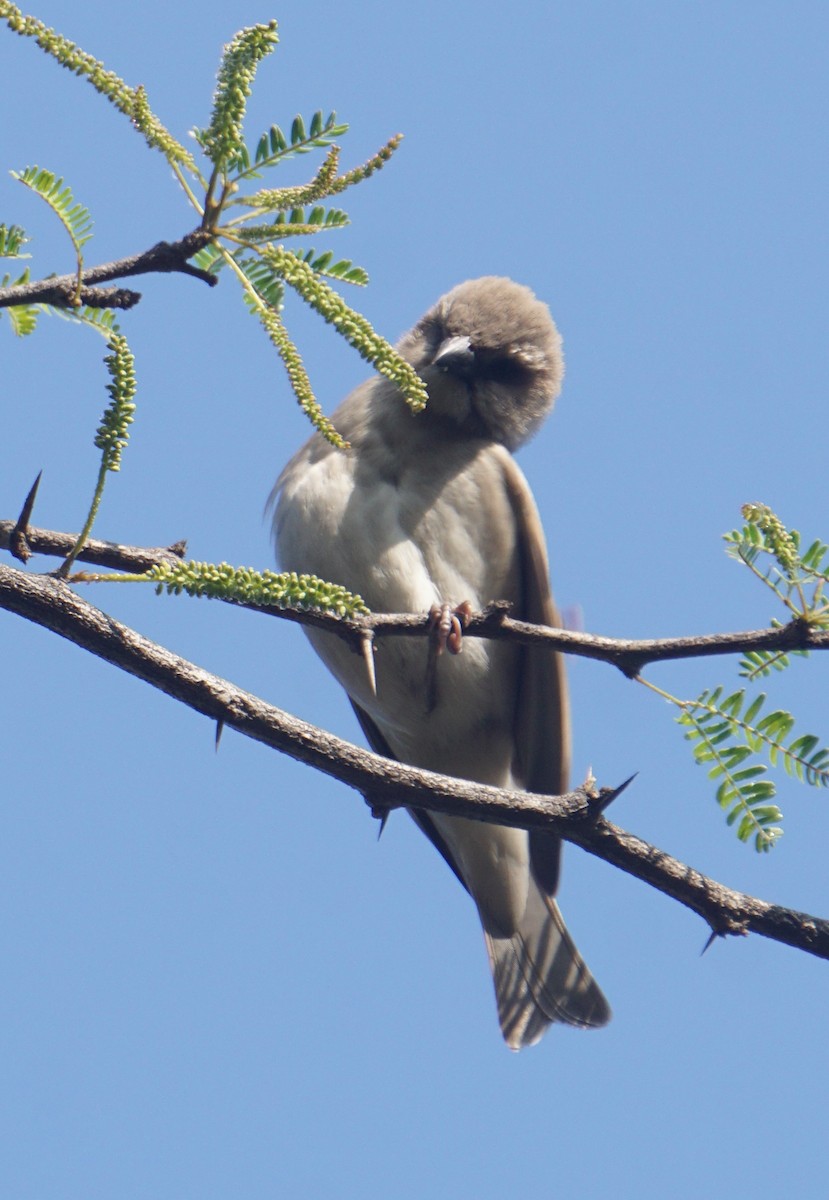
[9,470,42,563]
[215,719,224,750]
[359,631,377,697]
[591,772,638,815]
[701,929,720,956]
[363,792,391,835]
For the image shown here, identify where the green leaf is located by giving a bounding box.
[720,689,744,717]
[245,113,348,175]
[255,125,287,161]
[676,670,829,851]
[0,264,38,335]
[191,244,225,276]
[802,539,829,571]
[739,648,795,680]
[0,222,29,257]
[7,302,39,336]
[743,692,766,724]
[227,141,251,174]
[236,255,286,310]
[725,505,829,624]
[48,304,121,336]
[12,166,93,259]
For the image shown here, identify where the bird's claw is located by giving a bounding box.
[424,601,472,712]
[429,600,472,656]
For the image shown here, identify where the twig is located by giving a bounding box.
[0,229,217,310]
[3,520,828,673]
[0,521,186,573]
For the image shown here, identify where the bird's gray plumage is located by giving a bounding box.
[272,276,610,1048]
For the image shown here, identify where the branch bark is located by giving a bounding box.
[0,229,217,310]
[0,519,187,572]
[2,558,827,961]
[4,519,829,674]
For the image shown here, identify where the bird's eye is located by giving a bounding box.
[473,351,529,386]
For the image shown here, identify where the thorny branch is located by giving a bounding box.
[3,519,829,676]
[0,519,187,572]
[1,556,828,962]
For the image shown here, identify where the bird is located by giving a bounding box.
[271,276,610,1048]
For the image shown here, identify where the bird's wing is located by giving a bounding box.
[487,452,610,1041]
[349,700,469,893]
[497,448,570,897]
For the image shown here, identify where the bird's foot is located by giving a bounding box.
[428,601,472,656]
[425,602,472,712]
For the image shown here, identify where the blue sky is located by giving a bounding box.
[3,2,829,1196]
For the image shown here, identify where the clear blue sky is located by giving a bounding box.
[3,2,829,1197]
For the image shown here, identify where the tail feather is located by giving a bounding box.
[484,883,610,1050]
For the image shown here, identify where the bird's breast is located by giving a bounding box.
[276,432,523,786]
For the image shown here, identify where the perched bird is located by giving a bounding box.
[272,276,610,1048]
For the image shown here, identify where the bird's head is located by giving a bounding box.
[397,276,564,450]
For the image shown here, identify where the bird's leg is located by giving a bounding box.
[425,601,473,711]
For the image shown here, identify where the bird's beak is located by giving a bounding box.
[433,335,475,377]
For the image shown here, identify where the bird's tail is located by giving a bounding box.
[483,882,610,1050]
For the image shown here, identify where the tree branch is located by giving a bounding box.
[4,518,829,673]
[0,229,217,310]
[350,607,829,677]
[2,558,827,961]
[0,519,187,572]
